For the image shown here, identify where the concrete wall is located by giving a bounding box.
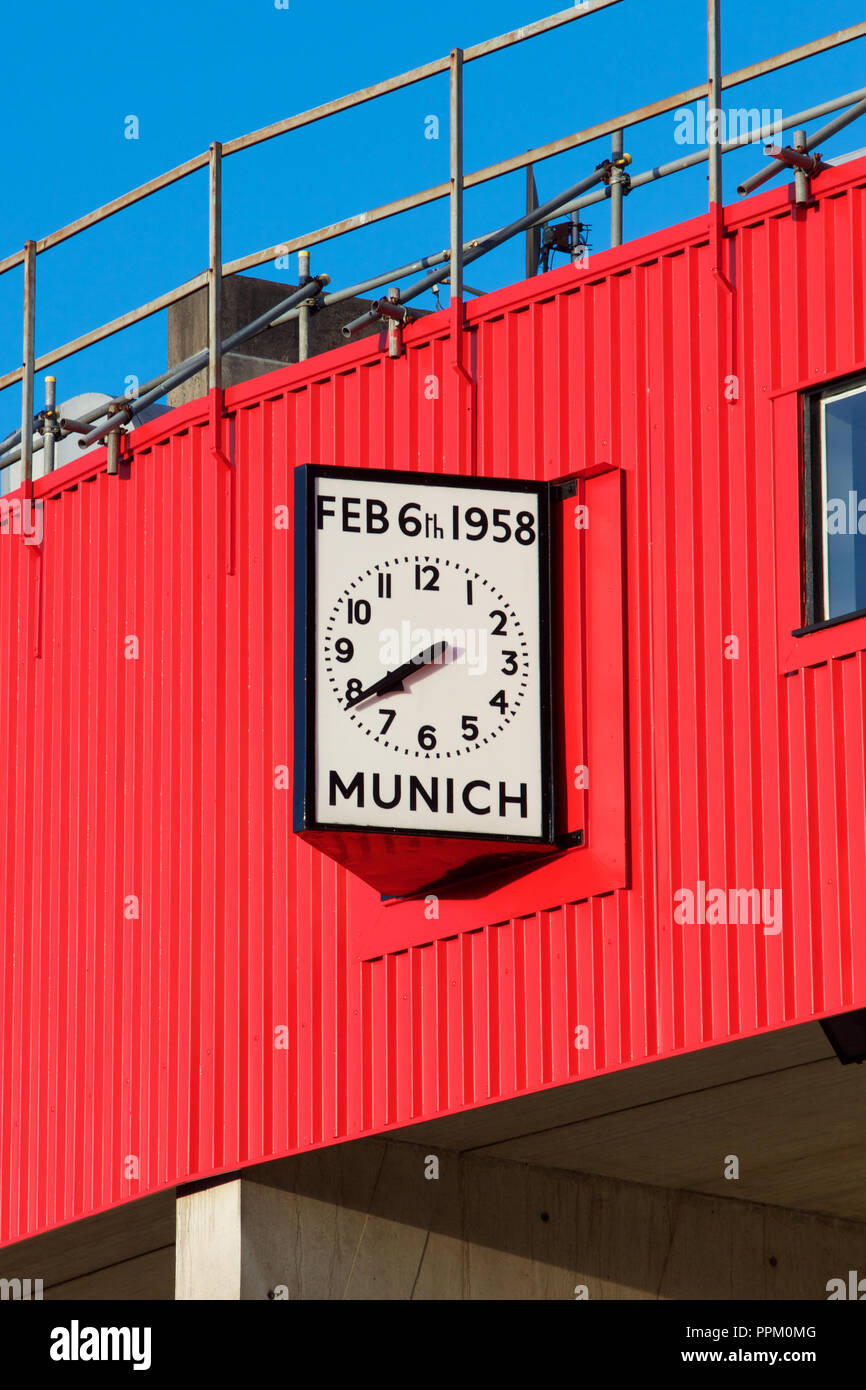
[166,274,386,405]
[176,1141,866,1301]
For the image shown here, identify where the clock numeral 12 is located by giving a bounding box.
[414,564,439,591]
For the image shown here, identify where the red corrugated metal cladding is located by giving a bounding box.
[3,158,866,1245]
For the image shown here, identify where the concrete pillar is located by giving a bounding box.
[176,1178,242,1300]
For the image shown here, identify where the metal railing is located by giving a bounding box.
[2,0,865,483]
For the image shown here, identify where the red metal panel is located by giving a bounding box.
[4,158,866,1245]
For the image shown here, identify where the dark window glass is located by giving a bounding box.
[807,380,866,624]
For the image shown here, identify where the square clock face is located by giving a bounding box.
[294,466,553,844]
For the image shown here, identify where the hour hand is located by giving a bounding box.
[346,640,448,708]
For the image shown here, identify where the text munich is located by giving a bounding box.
[329,771,529,818]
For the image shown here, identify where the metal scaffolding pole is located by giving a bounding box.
[195,80,866,336]
[792,129,810,203]
[610,129,625,247]
[526,166,540,278]
[341,162,608,338]
[708,0,723,210]
[4,17,866,476]
[20,242,36,488]
[450,48,464,317]
[4,72,866,479]
[221,24,866,283]
[298,249,311,361]
[208,143,222,394]
[738,93,866,194]
[78,277,327,449]
[43,376,56,473]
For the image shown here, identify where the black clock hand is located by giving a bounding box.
[346,640,449,708]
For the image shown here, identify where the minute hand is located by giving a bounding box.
[346,640,449,708]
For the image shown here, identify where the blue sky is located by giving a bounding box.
[1,0,864,439]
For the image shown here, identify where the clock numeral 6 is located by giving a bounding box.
[399,503,423,536]
[335,637,354,663]
[461,715,479,741]
[347,598,372,624]
[418,725,437,750]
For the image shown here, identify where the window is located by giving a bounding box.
[804,374,866,626]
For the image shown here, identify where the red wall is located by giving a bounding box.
[3,157,866,1246]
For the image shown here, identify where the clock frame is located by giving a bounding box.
[293,464,557,895]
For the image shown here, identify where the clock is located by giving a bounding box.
[294,465,556,893]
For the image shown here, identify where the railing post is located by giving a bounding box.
[449,44,476,474]
[707,0,730,287]
[43,375,56,473]
[610,129,625,247]
[449,48,464,321]
[525,164,539,278]
[707,0,722,211]
[207,139,233,576]
[298,249,311,361]
[571,212,583,265]
[208,142,222,394]
[793,128,809,204]
[21,240,36,491]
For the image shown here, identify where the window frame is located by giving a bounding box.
[799,368,866,635]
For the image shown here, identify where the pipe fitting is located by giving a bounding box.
[374,297,412,325]
[596,153,632,192]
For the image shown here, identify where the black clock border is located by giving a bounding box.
[293,464,556,849]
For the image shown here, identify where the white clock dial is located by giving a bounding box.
[298,467,552,843]
[322,555,530,759]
